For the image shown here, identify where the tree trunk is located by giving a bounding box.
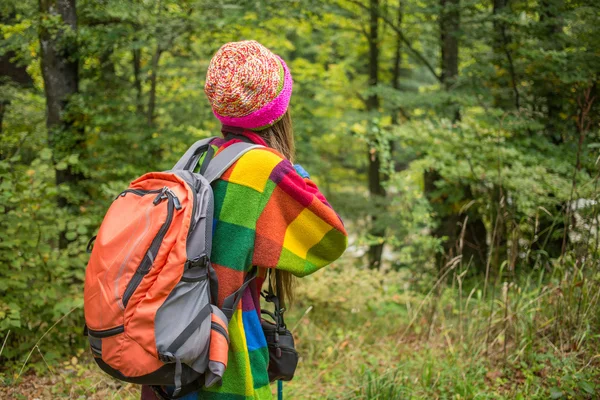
[147,47,162,127]
[537,0,568,258]
[426,0,488,273]
[424,169,459,268]
[133,48,144,115]
[366,0,386,269]
[0,101,6,136]
[440,0,459,85]
[488,0,514,270]
[540,0,565,143]
[492,0,508,64]
[0,51,34,87]
[439,0,460,121]
[366,0,379,112]
[492,0,519,110]
[39,0,82,248]
[388,1,406,174]
[391,0,403,125]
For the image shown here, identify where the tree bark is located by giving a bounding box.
[133,48,144,115]
[39,0,82,248]
[492,0,520,110]
[387,1,405,173]
[366,0,379,112]
[440,0,459,87]
[439,0,460,121]
[366,0,386,269]
[539,0,565,142]
[0,101,6,136]
[391,0,403,122]
[147,47,162,127]
[39,0,78,128]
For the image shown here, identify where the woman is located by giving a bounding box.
[143,40,347,399]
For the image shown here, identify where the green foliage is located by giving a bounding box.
[357,371,407,399]
[0,88,87,367]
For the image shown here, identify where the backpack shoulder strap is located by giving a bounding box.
[172,137,217,171]
[203,142,264,183]
[221,267,257,321]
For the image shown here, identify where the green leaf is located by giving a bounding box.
[40,148,52,160]
[579,381,595,395]
[65,231,77,241]
[67,154,79,164]
[550,388,564,399]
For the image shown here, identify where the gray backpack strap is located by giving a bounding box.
[203,142,264,183]
[221,267,257,321]
[172,137,217,171]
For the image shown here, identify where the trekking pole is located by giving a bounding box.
[277,380,283,400]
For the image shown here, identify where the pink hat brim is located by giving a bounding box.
[212,56,293,130]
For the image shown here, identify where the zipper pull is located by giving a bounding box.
[153,187,168,205]
[165,188,182,210]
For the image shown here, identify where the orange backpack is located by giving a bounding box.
[84,139,261,397]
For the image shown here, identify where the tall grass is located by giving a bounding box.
[285,165,600,399]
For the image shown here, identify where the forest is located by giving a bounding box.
[1,0,599,398]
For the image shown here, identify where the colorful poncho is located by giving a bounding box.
[143,132,347,399]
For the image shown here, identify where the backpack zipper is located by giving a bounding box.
[87,325,125,338]
[116,188,162,199]
[114,191,156,307]
[182,177,198,237]
[154,186,182,210]
[121,188,179,308]
[187,185,197,236]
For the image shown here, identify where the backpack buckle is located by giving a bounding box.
[185,255,208,269]
[158,352,175,363]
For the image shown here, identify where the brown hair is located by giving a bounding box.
[255,110,296,307]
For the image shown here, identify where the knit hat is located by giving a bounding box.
[204,40,293,130]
